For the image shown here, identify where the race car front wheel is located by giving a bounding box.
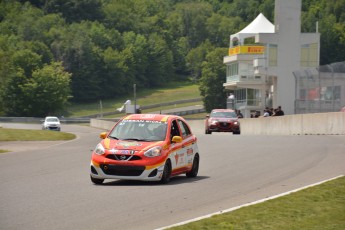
[160,160,172,184]
[90,175,104,185]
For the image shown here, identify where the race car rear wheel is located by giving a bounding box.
[233,130,241,135]
[186,154,199,177]
[205,129,212,134]
[90,175,104,185]
[160,160,171,184]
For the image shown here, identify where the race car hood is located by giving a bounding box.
[101,138,163,153]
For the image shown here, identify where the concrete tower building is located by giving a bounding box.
[223,0,320,117]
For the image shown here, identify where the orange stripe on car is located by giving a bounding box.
[160,116,169,122]
[141,141,163,152]
[92,160,100,167]
[145,148,178,170]
[145,162,164,170]
[173,164,192,171]
[103,138,110,149]
[123,115,133,120]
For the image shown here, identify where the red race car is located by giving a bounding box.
[205,109,241,135]
[90,114,200,184]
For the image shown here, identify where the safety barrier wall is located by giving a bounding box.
[240,112,345,135]
[90,112,345,135]
[90,119,119,131]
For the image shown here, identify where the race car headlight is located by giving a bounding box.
[234,121,239,125]
[94,143,105,155]
[211,120,218,124]
[144,146,162,157]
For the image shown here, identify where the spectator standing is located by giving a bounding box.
[273,106,284,116]
[265,107,273,116]
[237,110,243,118]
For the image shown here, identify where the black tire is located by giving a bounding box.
[186,154,199,177]
[90,175,104,185]
[160,160,172,184]
[205,129,212,134]
[233,130,241,135]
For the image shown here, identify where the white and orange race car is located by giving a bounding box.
[90,114,200,184]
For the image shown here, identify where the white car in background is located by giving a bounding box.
[42,116,61,131]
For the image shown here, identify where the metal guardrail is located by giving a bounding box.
[77,98,202,118]
[0,117,90,124]
[0,98,204,124]
[164,108,205,116]
[293,61,345,114]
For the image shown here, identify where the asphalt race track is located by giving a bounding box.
[1,123,344,230]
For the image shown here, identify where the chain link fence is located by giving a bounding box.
[293,61,345,114]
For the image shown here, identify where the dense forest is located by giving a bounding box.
[0,0,344,116]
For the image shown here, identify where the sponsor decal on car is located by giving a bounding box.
[110,149,136,155]
[116,141,142,147]
[187,148,194,155]
[174,152,185,165]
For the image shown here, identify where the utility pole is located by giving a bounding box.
[133,84,136,114]
[99,100,103,118]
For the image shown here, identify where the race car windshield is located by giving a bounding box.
[210,111,237,118]
[47,118,59,122]
[110,120,167,141]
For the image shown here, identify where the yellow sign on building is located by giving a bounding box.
[229,46,265,55]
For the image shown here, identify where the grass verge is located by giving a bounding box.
[169,176,345,230]
[101,101,205,119]
[67,82,200,117]
[0,128,76,141]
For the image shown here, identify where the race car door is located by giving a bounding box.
[170,119,187,175]
[177,119,196,171]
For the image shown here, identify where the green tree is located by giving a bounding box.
[257,0,274,22]
[87,22,123,50]
[50,23,103,102]
[122,32,149,87]
[102,47,131,98]
[11,48,42,77]
[222,0,260,22]
[146,33,174,87]
[171,36,190,76]
[0,1,65,43]
[186,40,214,81]
[103,0,140,33]
[132,0,172,35]
[199,48,228,112]
[206,13,235,47]
[0,35,18,85]
[43,0,104,23]
[169,2,213,48]
[0,70,27,116]
[319,15,345,65]
[1,62,71,117]
[301,0,345,64]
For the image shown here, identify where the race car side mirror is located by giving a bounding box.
[171,136,182,143]
[99,132,107,139]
